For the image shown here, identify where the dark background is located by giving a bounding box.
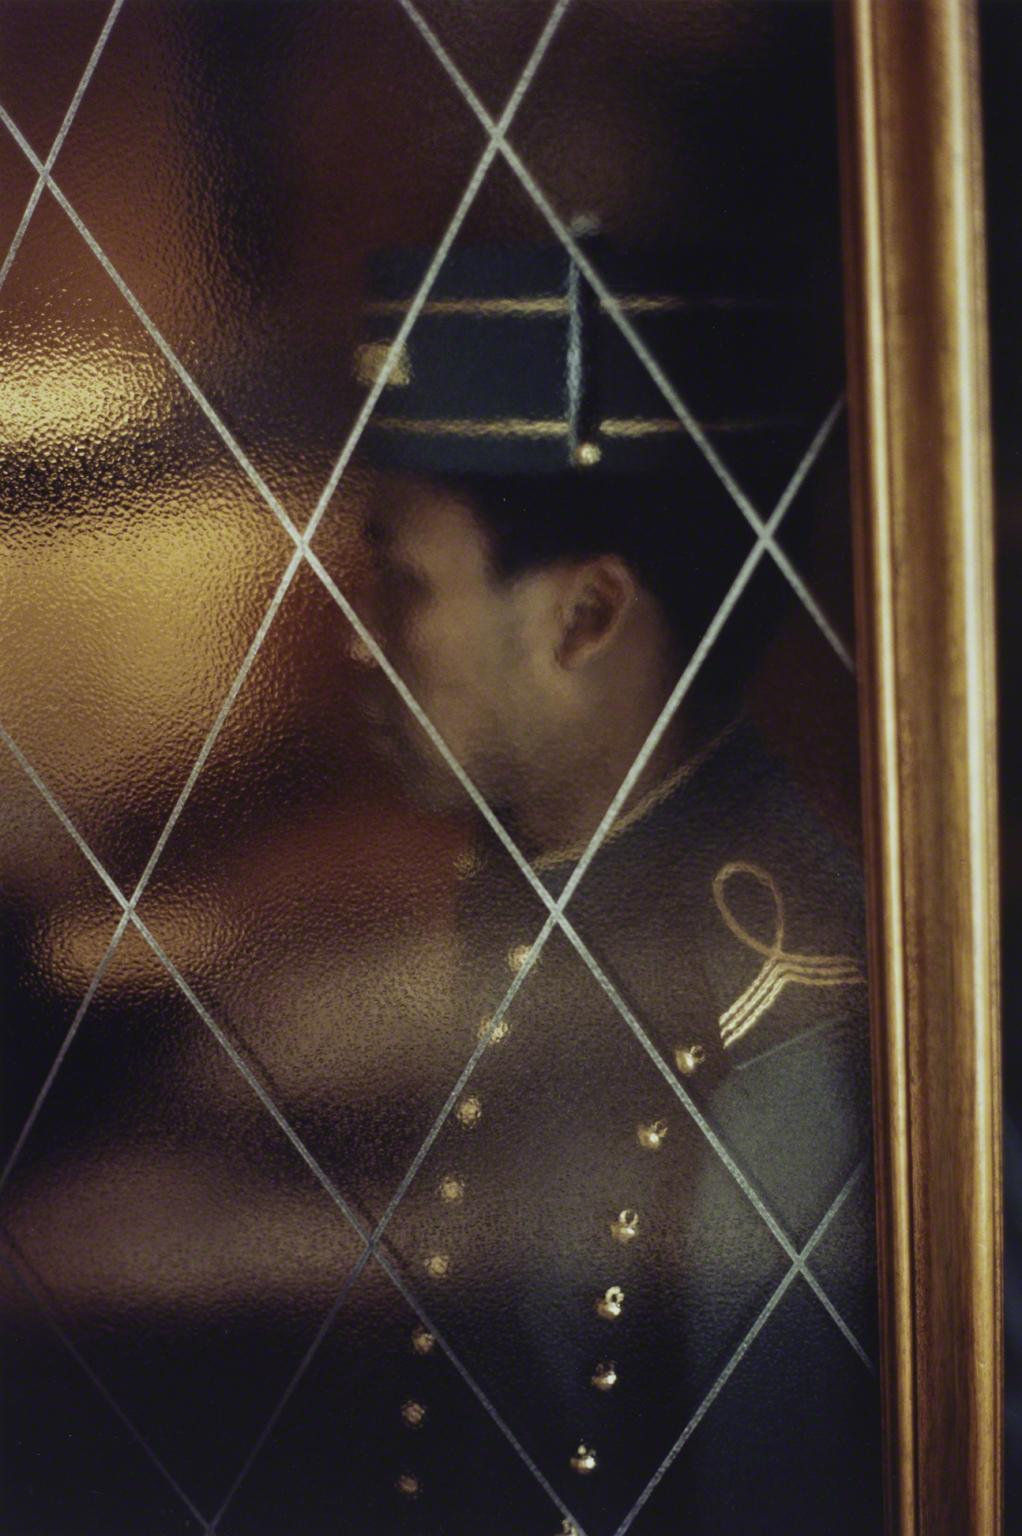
[981,0,1022,1521]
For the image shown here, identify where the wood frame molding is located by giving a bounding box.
[836,1,1003,1531]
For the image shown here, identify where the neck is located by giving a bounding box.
[513,673,690,863]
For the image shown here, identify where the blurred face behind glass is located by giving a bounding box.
[362,470,678,858]
[364,474,550,819]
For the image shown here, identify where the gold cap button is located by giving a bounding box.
[401,1400,427,1428]
[572,440,602,468]
[559,1522,581,1536]
[411,1326,435,1355]
[595,1285,624,1320]
[570,1443,598,1474]
[591,1361,618,1391]
[456,1095,482,1129]
[424,1254,450,1280]
[610,1208,639,1244]
[396,1472,420,1498]
[637,1118,668,1151]
[674,1042,706,1077]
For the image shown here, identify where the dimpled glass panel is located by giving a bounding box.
[0,3,881,1534]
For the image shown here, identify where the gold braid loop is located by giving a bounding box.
[712,861,865,1049]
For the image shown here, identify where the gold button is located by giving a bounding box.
[456,1095,482,1129]
[637,1118,668,1151]
[411,1326,435,1355]
[507,943,533,973]
[595,1286,624,1320]
[477,1014,510,1046]
[560,1522,581,1536]
[610,1208,639,1244]
[347,631,379,668]
[453,845,484,879]
[674,1042,706,1077]
[401,1400,427,1428]
[439,1174,465,1203]
[424,1254,450,1280]
[396,1472,420,1498]
[591,1361,618,1391]
[572,440,602,468]
[570,1443,598,1474]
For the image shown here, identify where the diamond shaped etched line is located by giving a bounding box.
[212,1260,592,1536]
[0,0,575,562]
[292,407,872,1346]
[397,0,855,674]
[5,402,859,1504]
[0,1235,211,1533]
[535,397,848,925]
[1,6,587,1519]
[0,0,573,1205]
[0,9,850,1263]
[0,0,125,294]
[611,1160,868,1536]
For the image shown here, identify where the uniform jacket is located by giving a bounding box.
[373,716,883,1536]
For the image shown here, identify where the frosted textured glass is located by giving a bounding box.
[0,3,880,1533]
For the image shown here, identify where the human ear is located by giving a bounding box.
[556,555,638,669]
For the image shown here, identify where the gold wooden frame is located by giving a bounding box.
[836,1,1003,1531]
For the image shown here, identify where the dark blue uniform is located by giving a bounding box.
[374,717,882,1535]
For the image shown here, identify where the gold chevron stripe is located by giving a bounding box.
[720,954,865,1031]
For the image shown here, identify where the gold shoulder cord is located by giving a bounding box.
[712,861,866,1049]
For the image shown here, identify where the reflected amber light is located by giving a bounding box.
[0,488,287,787]
[0,348,170,449]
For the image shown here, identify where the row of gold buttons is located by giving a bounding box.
[396,1332,433,1498]
[398,1081,485,1501]
[402,949,706,1509]
[571,1106,684,1487]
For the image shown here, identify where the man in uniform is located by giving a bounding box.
[313,237,884,1535]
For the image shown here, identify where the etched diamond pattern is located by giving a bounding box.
[0,5,874,1533]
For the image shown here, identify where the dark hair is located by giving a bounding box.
[454,473,746,633]
[441,470,792,718]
